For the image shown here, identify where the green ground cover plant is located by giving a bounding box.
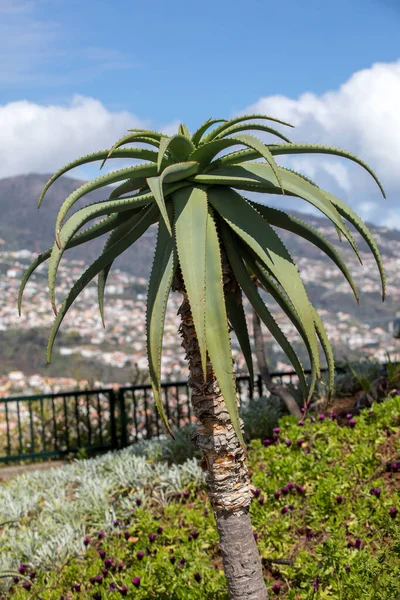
[1,396,399,599]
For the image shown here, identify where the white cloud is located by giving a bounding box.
[0,95,165,179]
[244,59,400,226]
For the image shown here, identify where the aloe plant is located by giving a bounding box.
[18,114,386,600]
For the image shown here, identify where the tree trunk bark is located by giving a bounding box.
[173,270,268,600]
[252,309,302,419]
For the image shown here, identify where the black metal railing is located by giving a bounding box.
[0,370,312,463]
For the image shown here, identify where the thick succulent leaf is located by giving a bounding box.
[157,136,171,172]
[59,189,153,239]
[204,163,360,256]
[100,137,162,169]
[191,172,278,193]
[55,182,184,316]
[157,134,195,171]
[225,134,284,192]
[189,138,249,168]
[49,193,155,313]
[127,129,163,136]
[46,205,158,363]
[205,210,245,447]
[146,212,177,438]
[217,122,291,143]
[54,164,158,241]
[110,178,148,200]
[208,187,320,377]
[37,148,159,208]
[173,186,208,376]
[98,263,113,327]
[97,208,157,326]
[267,143,386,198]
[189,130,290,169]
[312,307,335,401]
[241,246,315,400]
[252,203,359,302]
[18,248,52,316]
[178,124,191,138]
[280,166,362,257]
[220,223,309,399]
[203,113,294,142]
[191,119,227,146]
[225,292,254,390]
[147,161,200,235]
[209,148,261,169]
[18,212,128,315]
[324,191,387,301]
[100,132,164,169]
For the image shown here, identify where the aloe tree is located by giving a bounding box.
[18,114,386,599]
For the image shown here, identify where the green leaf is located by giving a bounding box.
[324,190,387,301]
[173,186,208,377]
[215,122,292,143]
[18,213,128,315]
[223,134,284,192]
[157,136,171,172]
[252,203,359,302]
[203,163,360,257]
[189,129,291,169]
[191,172,277,193]
[205,209,245,447]
[220,223,309,399]
[147,161,199,235]
[54,163,158,242]
[225,292,254,390]
[189,138,246,168]
[157,135,195,171]
[178,123,191,138]
[241,246,315,400]
[37,148,159,208]
[97,208,156,327]
[48,191,155,313]
[208,187,320,377]
[266,143,386,198]
[127,129,164,136]
[46,205,158,363]
[110,178,149,200]
[147,212,177,438]
[312,307,335,401]
[209,147,260,169]
[202,113,294,142]
[100,131,164,169]
[191,119,227,146]
[97,264,112,328]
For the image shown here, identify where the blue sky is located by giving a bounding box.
[2,0,399,124]
[1,0,400,226]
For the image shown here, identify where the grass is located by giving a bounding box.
[1,396,400,599]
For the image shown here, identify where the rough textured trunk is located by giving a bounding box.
[253,309,302,419]
[173,269,268,600]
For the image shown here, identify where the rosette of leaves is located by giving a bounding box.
[19,114,386,447]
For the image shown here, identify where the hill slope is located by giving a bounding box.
[0,174,156,277]
[0,172,397,276]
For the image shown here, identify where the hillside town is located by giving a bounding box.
[1,224,400,397]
